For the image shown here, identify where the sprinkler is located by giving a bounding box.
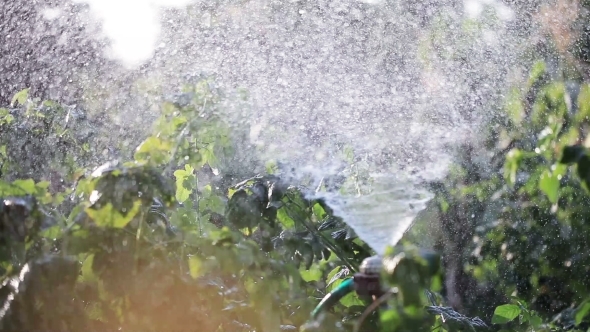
[304,246,442,331]
[309,255,386,321]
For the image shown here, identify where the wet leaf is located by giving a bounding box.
[35,181,50,190]
[326,266,349,287]
[12,179,36,194]
[504,149,523,186]
[505,88,524,124]
[265,160,279,174]
[300,263,322,282]
[277,207,294,228]
[380,308,400,329]
[85,201,141,228]
[340,292,364,308]
[134,136,171,165]
[81,254,97,282]
[11,88,29,106]
[188,256,204,279]
[174,164,195,203]
[0,109,13,125]
[576,301,590,325]
[199,185,225,215]
[40,225,62,239]
[312,203,325,219]
[201,146,219,168]
[539,169,559,203]
[527,60,546,88]
[492,304,521,324]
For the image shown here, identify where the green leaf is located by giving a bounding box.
[199,185,225,214]
[327,266,342,286]
[188,256,204,279]
[0,109,13,126]
[326,266,350,290]
[36,181,51,190]
[161,101,178,115]
[299,263,322,282]
[201,146,219,168]
[80,254,97,282]
[174,164,195,203]
[40,225,63,240]
[265,160,279,174]
[11,88,29,106]
[577,84,590,122]
[340,292,364,308]
[85,201,141,228]
[539,169,559,203]
[175,186,191,204]
[134,136,171,165]
[505,88,524,124]
[12,179,36,194]
[492,304,521,324]
[504,149,523,186]
[276,207,294,229]
[438,197,450,213]
[312,203,326,219]
[527,314,542,328]
[576,301,590,325]
[527,60,546,89]
[380,308,400,329]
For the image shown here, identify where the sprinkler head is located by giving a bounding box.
[355,255,385,299]
[359,255,382,275]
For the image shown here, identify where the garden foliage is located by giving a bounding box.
[5,1,590,331]
[0,82,399,332]
[4,65,590,332]
[421,2,590,330]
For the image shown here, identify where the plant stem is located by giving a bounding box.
[284,194,358,272]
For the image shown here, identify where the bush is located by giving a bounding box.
[0,82,386,332]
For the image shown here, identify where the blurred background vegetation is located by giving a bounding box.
[3,0,590,331]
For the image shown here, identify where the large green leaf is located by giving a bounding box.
[539,169,559,204]
[300,263,322,282]
[12,179,36,194]
[492,304,521,324]
[576,301,590,325]
[174,164,195,203]
[340,292,364,308]
[277,207,295,228]
[80,254,97,282]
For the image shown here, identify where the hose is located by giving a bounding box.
[310,278,355,320]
